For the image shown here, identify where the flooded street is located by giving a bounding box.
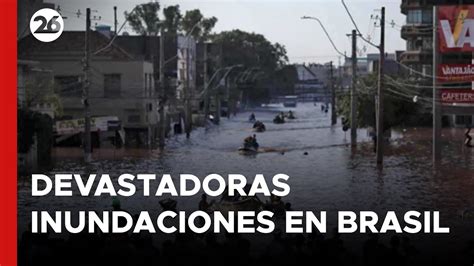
[19,103,474,250]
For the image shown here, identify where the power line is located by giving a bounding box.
[93,6,138,55]
[341,0,379,49]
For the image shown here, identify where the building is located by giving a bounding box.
[366,53,401,75]
[19,31,157,146]
[400,0,474,126]
[116,33,200,132]
[399,0,441,75]
[294,64,329,102]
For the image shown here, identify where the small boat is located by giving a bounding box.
[273,117,285,124]
[238,146,258,155]
[253,126,266,132]
[211,185,264,212]
[253,121,266,132]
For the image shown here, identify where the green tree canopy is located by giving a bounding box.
[337,74,424,130]
[124,2,161,36]
[181,9,217,41]
[125,3,217,40]
[210,30,290,103]
[211,30,288,72]
[162,5,182,34]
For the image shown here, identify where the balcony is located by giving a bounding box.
[401,24,433,40]
[401,0,423,15]
[399,50,432,65]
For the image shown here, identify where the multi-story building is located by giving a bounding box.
[400,0,474,73]
[19,31,157,146]
[400,0,435,75]
[400,0,474,126]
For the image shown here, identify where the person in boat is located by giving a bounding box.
[244,135,255,149]
[465,127,473,148]
[249,113,256,122]
[253,121,266,131]
[287,110,295,119]
[274,113,285,123]
[243,134,259,150]
[251,134,259,149]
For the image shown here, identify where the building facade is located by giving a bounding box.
[19,31,157,145]
[400,0,474,127]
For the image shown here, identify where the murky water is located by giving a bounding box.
[18,103,474,250]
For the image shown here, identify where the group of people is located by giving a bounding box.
[273,112,286,124]
[253,120,266,132]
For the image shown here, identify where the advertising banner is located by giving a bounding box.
[55,116,120,135]
[440,89,474,104]
[438,64,474,81]
[438,6,474,52]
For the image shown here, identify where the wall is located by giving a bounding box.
[37,59,156,129]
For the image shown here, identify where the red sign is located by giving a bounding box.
[438,6,474,52]
[440,89,474,104]
[438,64,474,82]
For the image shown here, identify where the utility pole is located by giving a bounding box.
[350,29,358,146]
[376,7,385,166]
[433,6,441,163]
[158,28,166,149]
[185,45,192,138]
[113,6,117,35]
[83,8,92,163]
[330,61,337,125]
[215,44,223,124]
[203,42,209,118]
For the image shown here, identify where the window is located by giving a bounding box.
[422,9,432,24]
[407,10,422,24]
[104,74,121,98]
[455,115,473,126]
[55,75,82,97]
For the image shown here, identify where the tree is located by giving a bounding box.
[162,5,182,34]
[273,65,298,95]
[336,73,422,131]
[181,9,217,41]
[124,2,161,36]
[211,30,290,103]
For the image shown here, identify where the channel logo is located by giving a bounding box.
[29,8,64,42]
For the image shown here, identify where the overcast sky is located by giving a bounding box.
[51,0,406,65]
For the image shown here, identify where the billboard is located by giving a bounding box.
[438,6,474,52]
[437,64,474,82]
[55,116,120,135]
[440,89,474,105]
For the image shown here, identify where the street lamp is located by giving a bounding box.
[301,16,347,59]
